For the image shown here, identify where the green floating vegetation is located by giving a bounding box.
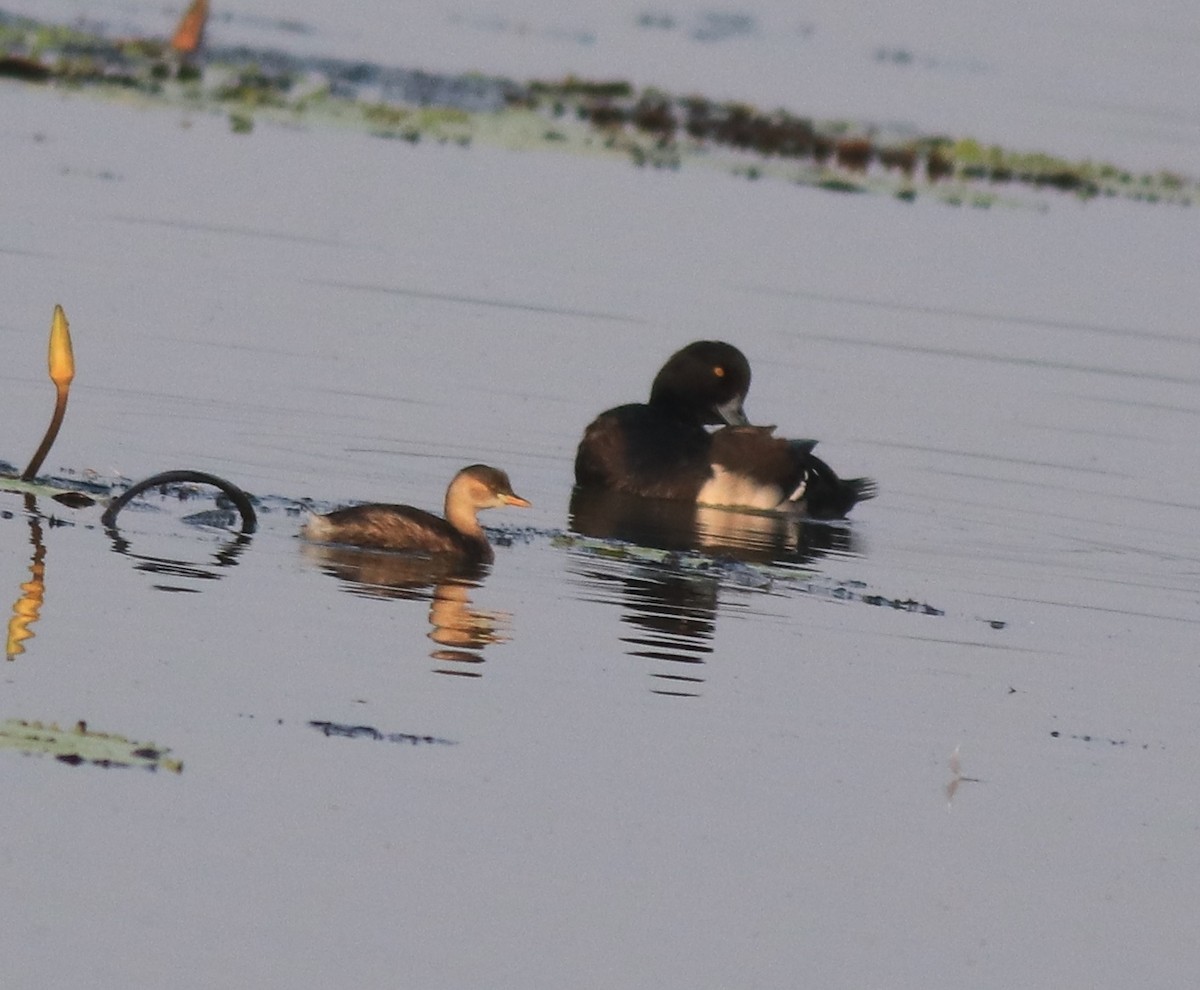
[529,76,634,100]
[362,104,472,144]
[553,531,805,582]
[0,718,183,772]
[0,473,91,502]
[0,10,1195,209]
[816,176,867,194]
[555,532,947,613]
[212,66,293,107]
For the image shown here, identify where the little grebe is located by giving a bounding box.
[302,464,530,563]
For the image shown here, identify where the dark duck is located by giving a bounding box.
[574,341,875,519]
[302,464,530,563]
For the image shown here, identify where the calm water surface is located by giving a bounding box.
[2,17,1199,988]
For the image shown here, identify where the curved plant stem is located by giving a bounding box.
[20,384,69,482]
[101,470,258,534]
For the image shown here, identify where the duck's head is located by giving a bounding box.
[450,465,532,511]
[648,340,751,426]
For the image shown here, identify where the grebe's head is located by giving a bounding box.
[450,465,531,511]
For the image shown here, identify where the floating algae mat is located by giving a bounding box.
[0,719,183,772]
[0,10,1194,208]
[555,532,946,614]
[0,471,103,506]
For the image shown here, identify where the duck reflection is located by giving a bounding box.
[568,487,864,695]
[566,549,715,697]
[569,487,861,563]
[300,542,511,675]
[618,566,716,698]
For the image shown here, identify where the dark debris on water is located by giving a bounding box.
[1050,730,1163,751]
[309,720,457,746]
[859,593,945,615]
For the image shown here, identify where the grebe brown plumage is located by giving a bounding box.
[302,464,530,563]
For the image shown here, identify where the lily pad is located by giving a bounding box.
[0,474,91,501]
[0,718,183,772]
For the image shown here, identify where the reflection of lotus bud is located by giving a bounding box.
[6,560,45,660]
[48,305,74,389]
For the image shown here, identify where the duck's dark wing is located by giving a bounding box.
[705,427,811,501]
[801,454,877,520]
[308,503,484,558]
[574,403,714,500]
[707,427,875,518]
[706,427,813,506]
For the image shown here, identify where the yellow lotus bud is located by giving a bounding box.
[48,304,74,389]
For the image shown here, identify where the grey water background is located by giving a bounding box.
[2,1,1200,987]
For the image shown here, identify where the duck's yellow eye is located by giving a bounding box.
[713,365,725,377]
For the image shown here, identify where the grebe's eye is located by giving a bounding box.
[713,365,725,378]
